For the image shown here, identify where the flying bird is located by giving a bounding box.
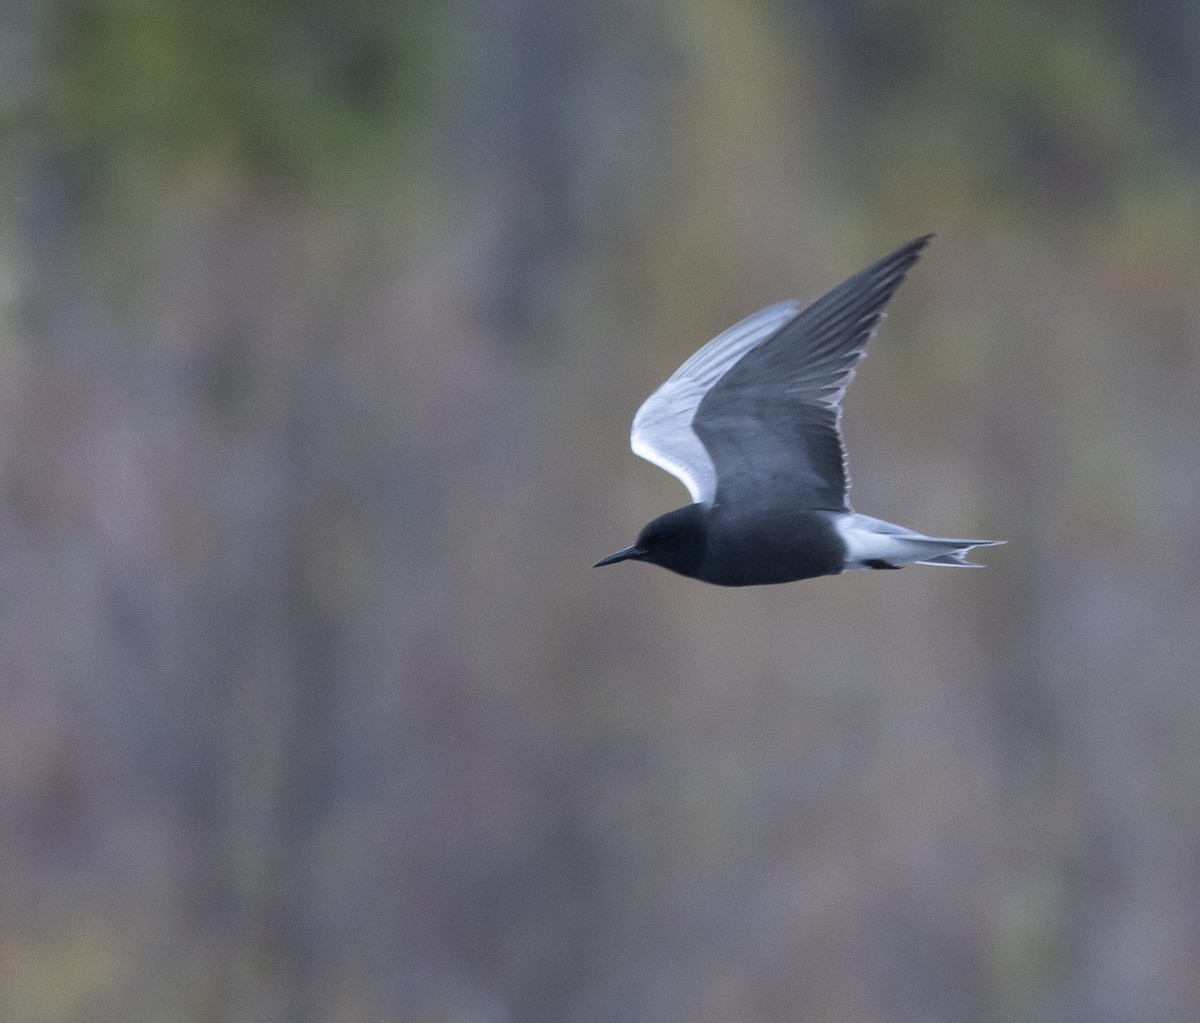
[594,235,1003,585]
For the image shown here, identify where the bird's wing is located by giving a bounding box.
[694,235,933,511]
[630,301,801,504]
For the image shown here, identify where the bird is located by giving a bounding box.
[593,235,1003,586]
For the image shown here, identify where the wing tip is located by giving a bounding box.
[882,233,936,274]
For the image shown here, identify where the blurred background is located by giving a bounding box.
[1,1,1199,1021]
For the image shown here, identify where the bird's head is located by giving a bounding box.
[593,505,705,577]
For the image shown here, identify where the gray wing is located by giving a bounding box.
[694,235,933,511]
[630,301,801,504]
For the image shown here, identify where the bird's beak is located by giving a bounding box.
[593,544,645,568]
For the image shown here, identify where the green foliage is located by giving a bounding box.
[45,0,444,190]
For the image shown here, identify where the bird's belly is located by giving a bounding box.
[697,510,846,586]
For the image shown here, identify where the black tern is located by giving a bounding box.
[594,235,1003,586]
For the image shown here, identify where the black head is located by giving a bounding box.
[593,505,706,578]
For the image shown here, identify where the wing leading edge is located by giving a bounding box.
[630,301,800,504]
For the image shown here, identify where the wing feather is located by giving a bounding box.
[627,235,933,510]
[630,302,800,504]
[694,236,933,510]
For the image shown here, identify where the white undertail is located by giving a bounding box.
[834,513,1004,569]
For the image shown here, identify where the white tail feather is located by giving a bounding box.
[834,513,1004,570]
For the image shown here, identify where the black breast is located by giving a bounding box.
[693,507,847,586]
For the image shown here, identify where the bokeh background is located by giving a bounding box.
[2,1,1200,1021]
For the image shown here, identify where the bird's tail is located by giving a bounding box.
[836,513,1005,570]
[914,538,1006,568]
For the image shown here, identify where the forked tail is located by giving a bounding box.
[913,539,1006,568]
[835,513,1005,570]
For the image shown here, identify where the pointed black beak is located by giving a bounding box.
[593,544,645,568]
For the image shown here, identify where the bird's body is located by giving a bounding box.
[595,235,1004,586]
[699,505,845,586]
[624,504,839,586]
